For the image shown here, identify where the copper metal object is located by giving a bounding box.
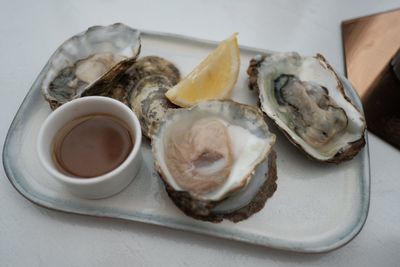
[342,9,400,149]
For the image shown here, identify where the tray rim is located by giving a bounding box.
[2,27,371,253]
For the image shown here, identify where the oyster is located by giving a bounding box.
[128,56,181,138]
[152,100,277,222]
[41,23,141,109]
[247,52,366,163]
[80,55,180,107]
[127,56,181,86]
[129,75,177,138]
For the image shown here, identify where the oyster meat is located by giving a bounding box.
[152,100,277,222]
[41,23,141,109]
[247,52,366,163]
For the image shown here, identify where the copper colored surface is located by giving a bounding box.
[342,9,400,149]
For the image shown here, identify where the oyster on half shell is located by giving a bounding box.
[41,23,141,109]
[248,52,366,163]
[151,100,277,222]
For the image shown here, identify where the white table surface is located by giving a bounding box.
[1,0,400,266]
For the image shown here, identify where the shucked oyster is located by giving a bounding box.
[248,52,366,163]
[152,100,277,222]
[41,23,141,109]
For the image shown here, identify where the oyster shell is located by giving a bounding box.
[41,23,141,109]
[127,56,181,86]
[152,100,277,222]
[248,52,366,163]
[128,56,181,138]
[80,55,180,107]
[129,75,177,138]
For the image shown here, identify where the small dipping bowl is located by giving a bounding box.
[37,96,142,199]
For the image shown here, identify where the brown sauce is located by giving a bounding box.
[53,114,133,178]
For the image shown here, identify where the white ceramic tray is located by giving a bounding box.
[2,29,370,253]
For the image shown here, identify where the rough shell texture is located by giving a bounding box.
[126,56,181,86]
[129,75,177,138]
[41,23,141,109]
[126,56,180,138]
[82,55,180,107]
[164,150,277,223]
[247,53,366,163]
[81,57,137,100]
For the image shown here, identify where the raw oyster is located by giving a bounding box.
[247,52,366,163]
[41,23,141,109]
[152,100,277,222]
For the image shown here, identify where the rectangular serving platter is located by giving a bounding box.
[3,29,370,253]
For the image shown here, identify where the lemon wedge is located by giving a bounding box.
[165,33,240,107]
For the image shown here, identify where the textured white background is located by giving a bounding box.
[1,0,400,266]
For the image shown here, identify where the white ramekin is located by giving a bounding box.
[37,96,142,199]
